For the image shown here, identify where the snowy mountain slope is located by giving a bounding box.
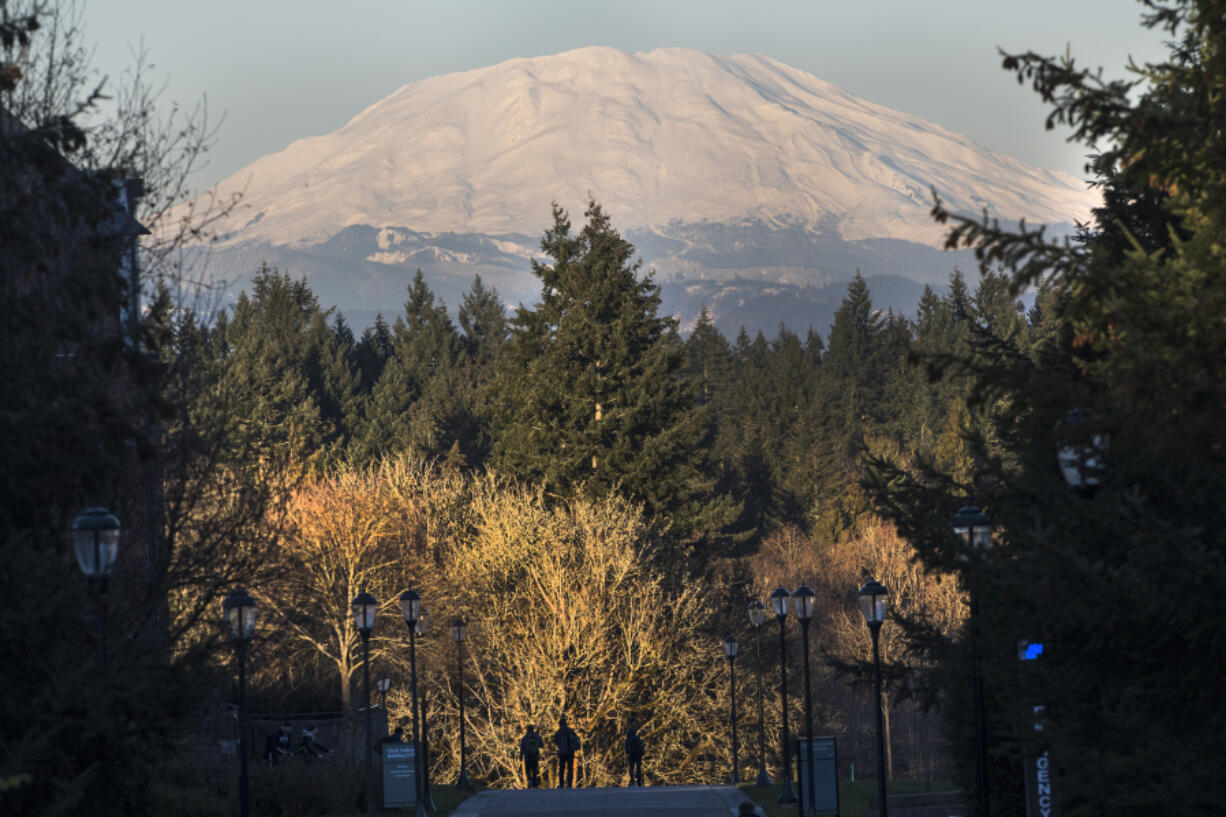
[196,46,1096,252]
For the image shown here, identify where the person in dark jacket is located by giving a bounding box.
[552,715,581,788]
[265,722,294,767]
[624,727,645,786]
[519,724,545,788]
[297,724,331,761]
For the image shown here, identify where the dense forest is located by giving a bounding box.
[5,1,1226,816]
[153,196,1024,791]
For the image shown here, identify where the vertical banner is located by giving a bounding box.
[1019,642,1058,817]
[1024,748,1058,817]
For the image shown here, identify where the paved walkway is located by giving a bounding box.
[452,784,763,817]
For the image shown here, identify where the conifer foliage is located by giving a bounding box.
[493,201,736,549]
[867,3,1226,815]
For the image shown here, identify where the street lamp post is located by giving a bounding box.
[352,591,378,817]
[72,508,121,672]
[377,676,391,711]
[859,580,890,817]
[770,587,798,804]
[723,634,742,785]
[223,589,257,817]
[450,618,473,789]
[793,585,818,817]
[952,506,992,817]
[748,600,772,787]
[399,590,429,817]
[415,610,436,813]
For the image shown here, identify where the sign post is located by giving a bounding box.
[1019,642,1058,817]
[382,743,417,808]
[796,736,840,815]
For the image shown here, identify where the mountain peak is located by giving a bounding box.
[195,46,1096,250]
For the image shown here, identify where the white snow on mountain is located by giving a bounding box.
[194,46,1097,251]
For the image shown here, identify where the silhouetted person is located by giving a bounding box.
[376,725,404,755]
[625,727,645,786]
[553,715,581,788]
[298,724,331,761]
[520,724,545,788]
[265,722,293,767]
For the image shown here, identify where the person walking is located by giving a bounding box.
[264,722,294,767]
[297,724,331,761]
[553,715,581,788]
[625,726,645,787]
[519,724,545,788]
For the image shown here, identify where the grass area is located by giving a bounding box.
[738,779,955,817]
[429,784,481,815]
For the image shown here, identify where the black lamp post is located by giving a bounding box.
[770,587,798,804]
[415,609,436,813]
[859,580,889,817]
[377,676,391,711]
[723,634,742,784]
[793,585,818,817]
[952,506,992,817]
[399,590,428,817]
[450,618,474,789]
[72,508,121,672]
[352,591,378,817]
[748,600,772,787]
[223,589,257,817]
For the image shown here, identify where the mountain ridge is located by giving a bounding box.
[179,46,1092,336]
[192,46,1094,249]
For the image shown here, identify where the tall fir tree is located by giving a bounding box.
[869,3,1226,814]
[220,266,359,470]
[492,201,737,553]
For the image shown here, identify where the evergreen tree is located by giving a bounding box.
[681,306,733,407]
[458,274,507,364]
[220,266,358,469]
[807,273,887,540]
[870,3,1226,814]
[492,201,737,551]
[356,271,468,460]
[355,313,394,392]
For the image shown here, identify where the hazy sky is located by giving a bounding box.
[81,0,1169,197]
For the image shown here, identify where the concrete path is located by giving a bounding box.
[452,784,763,817]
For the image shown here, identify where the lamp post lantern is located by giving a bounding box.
[748,600,772,787]
[1057,408,1105,497]
[399,590,429,817]
[352,591,378,817]
[223,589,257,817]
[952,506,991,817]
[450,618,474,788]
[72,508,121,672]
[859,580,889,817]
[770,587,798,804]
[72,507,121,585]
[793,585,818,817]
[377,676,391,710]
[723,634,742,784]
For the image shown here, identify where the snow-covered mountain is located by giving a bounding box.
[185,47,1098,334]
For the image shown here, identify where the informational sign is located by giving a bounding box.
[382,743,417,808]
[796,736,839,815]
